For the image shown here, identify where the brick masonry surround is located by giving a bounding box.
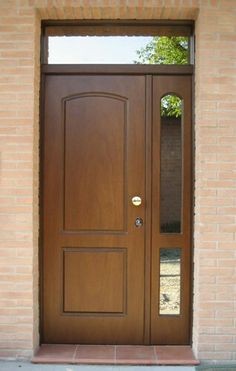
[0,0,236,363]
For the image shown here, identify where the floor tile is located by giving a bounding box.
[75,345,115,364]
[32,344,199,365]
[32,344,76,363]
[116,345,156,364]
[155,346,199,365]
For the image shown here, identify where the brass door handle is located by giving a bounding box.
[132,196,142,206]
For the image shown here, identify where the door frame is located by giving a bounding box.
[40,63,194,345]
[40,19,194,344]
[40,20,194,65]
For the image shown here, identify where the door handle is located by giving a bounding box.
[135,217,143,228]
[132,196,142,206]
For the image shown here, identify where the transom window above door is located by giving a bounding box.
[42,21,194,64]
[48,36,190,64]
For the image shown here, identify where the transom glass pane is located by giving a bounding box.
[48,36,189,64]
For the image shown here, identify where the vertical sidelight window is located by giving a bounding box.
[160,94,182,234]
[159,248,181,315]
[151,74,192,343]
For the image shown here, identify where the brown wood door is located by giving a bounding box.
[151,76,192,344]
[41,70,192,345]
[42,75,146,344]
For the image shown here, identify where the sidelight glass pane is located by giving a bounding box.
[160,94,182,233]
[159,248,181,315]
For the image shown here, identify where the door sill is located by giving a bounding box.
[32,344,199,365]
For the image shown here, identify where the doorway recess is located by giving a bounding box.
[40,20,194,346]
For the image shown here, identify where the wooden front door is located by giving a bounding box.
[41,69,192,345]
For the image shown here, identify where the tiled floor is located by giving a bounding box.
[32,345,199,365]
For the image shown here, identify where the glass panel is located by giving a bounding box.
[160,95,182,233]
[136,36,189,64]
[48,36,189,64]
[159,248,181,315]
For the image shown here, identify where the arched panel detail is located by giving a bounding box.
[62,91,128,105]
[62,92,128,233]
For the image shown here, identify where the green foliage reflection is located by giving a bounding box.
[135,36,188,65]
[135,36,187,117]
[161,95,182,118]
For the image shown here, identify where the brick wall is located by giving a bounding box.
[194,0,236,362]
[0,0,40,359]
[0,0,235,363]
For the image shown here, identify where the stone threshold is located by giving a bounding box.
[32,344,199,365]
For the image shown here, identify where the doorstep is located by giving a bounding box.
[32,345,199,365]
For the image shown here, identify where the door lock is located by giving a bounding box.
[135,217,143,228]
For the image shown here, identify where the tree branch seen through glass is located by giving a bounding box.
[135,36,188,65]
[135,36,188,118]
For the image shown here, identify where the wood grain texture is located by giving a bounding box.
[63,248,127,314]
[42,64,194,75]
[42,75,146,344]
[64,93,127,232]
[43,20,193,37]
[41,72,192,345]
[151,75,192,344]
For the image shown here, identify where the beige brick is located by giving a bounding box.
[198,352,232,360]
[0,0,236,364]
